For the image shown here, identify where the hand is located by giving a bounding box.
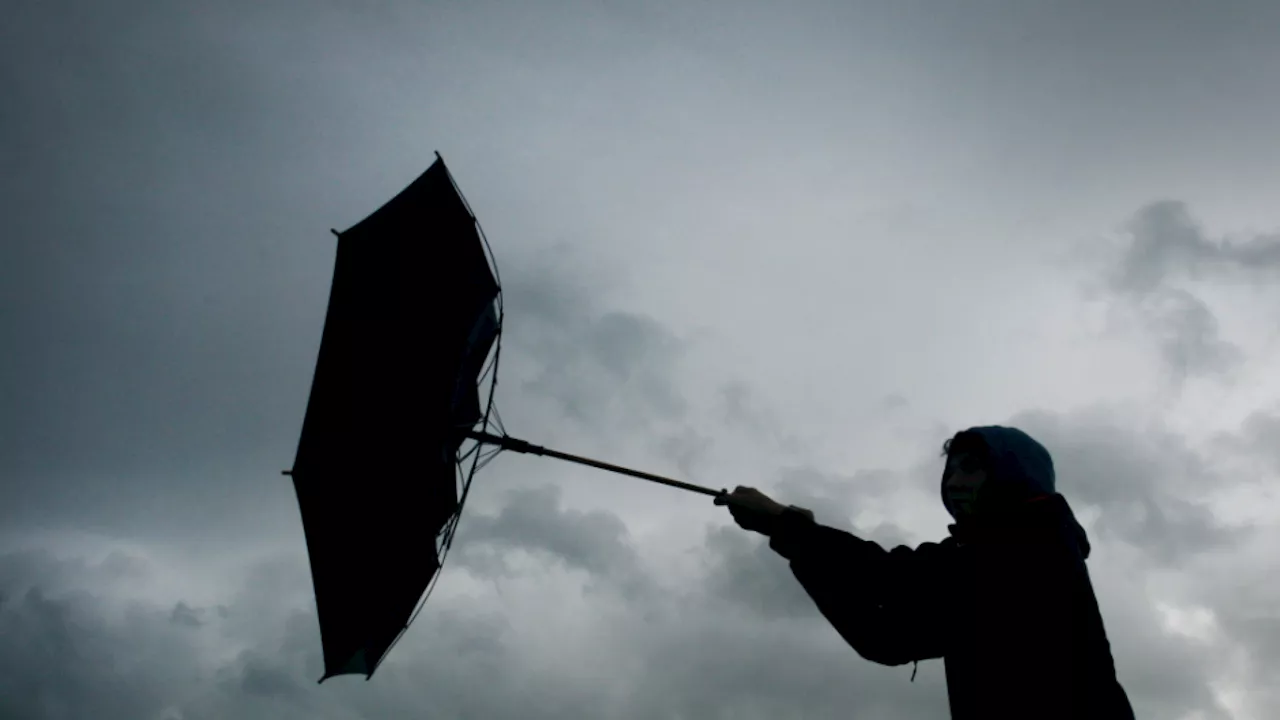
[714,486,789,534]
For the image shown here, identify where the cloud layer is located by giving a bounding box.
[5,1,1280,718]
[4,393,1277,719]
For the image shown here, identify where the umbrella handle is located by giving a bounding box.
[464,430,725,498]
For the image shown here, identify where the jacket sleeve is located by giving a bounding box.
[767,509,954,666]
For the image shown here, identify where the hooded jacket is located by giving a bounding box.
[768,426,1135,720]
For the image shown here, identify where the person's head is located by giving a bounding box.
[940,426,1056,522]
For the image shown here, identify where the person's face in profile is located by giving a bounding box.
[943,450,987,520]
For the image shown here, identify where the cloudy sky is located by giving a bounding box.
[4,0,1280,717]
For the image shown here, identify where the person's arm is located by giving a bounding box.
[767,508,953,666]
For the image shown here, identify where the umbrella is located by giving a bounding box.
[285,153,719,682]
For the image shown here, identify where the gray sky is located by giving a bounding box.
[3,0,1280,717]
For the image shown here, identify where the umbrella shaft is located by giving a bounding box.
[464,430,722,497]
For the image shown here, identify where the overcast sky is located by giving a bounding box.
[4,1,1280,718]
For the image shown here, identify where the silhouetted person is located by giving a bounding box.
[716,426,1135,719]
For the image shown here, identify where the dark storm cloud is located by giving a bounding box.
[1222,410,1280,476]
[0,431,1258,720]
[1011,408,1246,563]
[0,551,207,720]
[4,1,1278,718]
[1189,411,1280,716]
[620,613,954,720]
[170,602,204,628]
[494,248,729,482]
[699,458,928,622]
[0,547,574,720]
[776,464,902,514]
[1105,200,1280,380]
[1146,288,1242,379]
[716,381,804,454]
[0,0,678,541]
[0,1,376,540]
[501,253,689,428]
[700,526,815,621]
[1215,586,1280,717]
[522,309,688,422]
[1,0,674,542]
[657,428,718,478]
[451,484,651,598]
[1210,541,1280,664]
[1115,201,1280,293]
[0,535,958,720]
[1099,594,1236,720]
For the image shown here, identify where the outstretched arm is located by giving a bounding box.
[767,509,954,666]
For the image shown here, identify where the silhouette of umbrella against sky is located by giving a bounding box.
[284,154,720,682]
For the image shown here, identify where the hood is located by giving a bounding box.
[971,425,1055,493]
[982,425,1052,486]
[943,426,1090,557]
[942,426,1056,518]
[941,426,1055,515]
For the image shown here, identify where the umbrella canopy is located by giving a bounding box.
[285,154,723,683]
[288,156,500,681]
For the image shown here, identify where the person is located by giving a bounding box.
[715,425,1135,720]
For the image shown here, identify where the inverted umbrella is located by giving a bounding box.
[284,154,719,682]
